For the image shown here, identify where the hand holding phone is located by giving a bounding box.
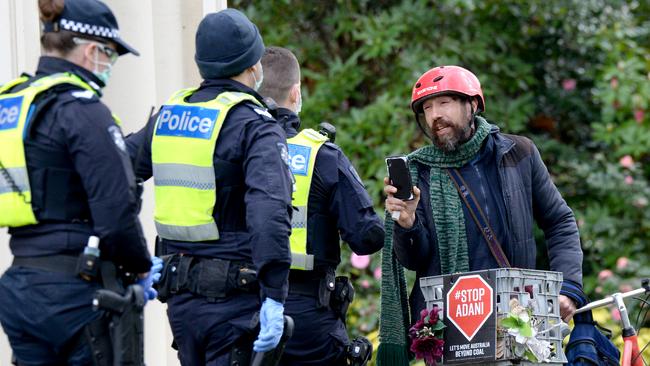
[385,156,419,228]
[386,156,414,201]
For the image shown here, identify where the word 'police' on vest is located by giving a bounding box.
[155,104,220,139]
[0,96,23,131]
[287,143,311,176]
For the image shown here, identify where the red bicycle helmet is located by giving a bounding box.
[411,65,485,114]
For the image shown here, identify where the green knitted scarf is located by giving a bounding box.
[377,117,491,365]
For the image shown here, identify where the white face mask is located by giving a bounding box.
[295,92,302,115]
[251,66,264,91]
[93,47,113,86]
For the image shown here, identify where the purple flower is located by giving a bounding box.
[428,306,441,324]
[409,307,445,365]
[420,308,429,319]
[409,324,419,340]
[410,319,424,335]
[410,336,444,365]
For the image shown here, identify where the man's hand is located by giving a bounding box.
[559,294,577,322]
[384,177,420,229]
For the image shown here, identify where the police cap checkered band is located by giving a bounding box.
[59,18,119,39]
[42,0,139,56]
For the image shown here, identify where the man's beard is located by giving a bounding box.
[431,118,473,152]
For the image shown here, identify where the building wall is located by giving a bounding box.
[0,1,226,364]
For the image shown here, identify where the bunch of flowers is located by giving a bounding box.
[409,306,446,366]
[499,298,552,362]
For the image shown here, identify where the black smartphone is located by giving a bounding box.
[386,156,414,200]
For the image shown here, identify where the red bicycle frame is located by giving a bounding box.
[575,280,649,366]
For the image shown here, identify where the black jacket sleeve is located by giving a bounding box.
[125,113,156,181]
[393,215,434,271]
[60,97,151,273]
[530,141,583,287]
[329,146,384,255]
[242,106,292,302]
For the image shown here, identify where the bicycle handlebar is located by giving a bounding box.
[576,279,650,314]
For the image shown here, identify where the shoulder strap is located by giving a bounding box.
[22,75,96,138]
[299,128,329,143]
[446,168,511,268]
[0,75,31,94]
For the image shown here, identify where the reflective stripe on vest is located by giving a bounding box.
[0,73,95,227]
[151,89,262,242]
[287,129,328,270]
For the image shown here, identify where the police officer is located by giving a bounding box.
[125,9,293,365]
[259,47,385,365]
[0,0,157,364]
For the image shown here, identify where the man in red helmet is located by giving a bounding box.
[383,65,585,329]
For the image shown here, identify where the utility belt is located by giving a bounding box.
[12,254,82,276]
[11,253,144,366]
[288,269,354,323]
[11,253,136,286]
[155,253,259,303]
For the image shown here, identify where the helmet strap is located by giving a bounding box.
[466,98,478,137]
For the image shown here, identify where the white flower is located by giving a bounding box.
[518,312,530,323]
[527,338,552,362]
[507,328,528,344]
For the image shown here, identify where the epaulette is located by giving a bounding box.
[69,90,99,103]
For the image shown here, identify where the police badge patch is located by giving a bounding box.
[277,142,296,191]
[277,143,289,166]
[108,125,126,152]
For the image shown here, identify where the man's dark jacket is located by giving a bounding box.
[393,125,583,323]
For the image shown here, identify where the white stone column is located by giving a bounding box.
[0,1,226,364]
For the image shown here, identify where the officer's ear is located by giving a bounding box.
[77,41,99,71]
[289,83,301,105]
[249,63,260,75]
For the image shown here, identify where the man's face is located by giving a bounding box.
[422,95,474,152]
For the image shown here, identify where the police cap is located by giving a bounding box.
[42,0,139,56]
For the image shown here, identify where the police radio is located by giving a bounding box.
[318,121,336,143]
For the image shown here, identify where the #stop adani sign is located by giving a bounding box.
[447,274,493,340]
[443,271,496,363]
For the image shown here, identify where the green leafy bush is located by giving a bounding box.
[231,0,650,360]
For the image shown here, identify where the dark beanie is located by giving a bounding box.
[195,9,265,79]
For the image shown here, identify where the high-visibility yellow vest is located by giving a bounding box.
[0,73,96,227]
[287,129,328,270]
[151,89,262,242]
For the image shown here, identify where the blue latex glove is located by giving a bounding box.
[150,256,163,284]
[137,256,163,303]
[253,298,285,352]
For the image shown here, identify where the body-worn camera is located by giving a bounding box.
[346,336,373,366]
